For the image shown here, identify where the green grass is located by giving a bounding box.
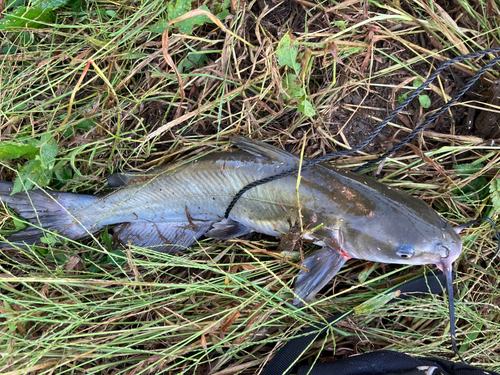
[1,0,500,373]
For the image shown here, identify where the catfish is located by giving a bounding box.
[0,137,463,351]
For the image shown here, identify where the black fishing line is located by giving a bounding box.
[456,217,500,258]
[444,216,499,365]
[355,55,500,172]
[224,47,500,218]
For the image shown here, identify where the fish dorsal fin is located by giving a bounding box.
[230,136,302,167]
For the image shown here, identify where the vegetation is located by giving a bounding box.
[1,0,499,373]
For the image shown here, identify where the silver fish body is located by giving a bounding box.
[0,137,462,305]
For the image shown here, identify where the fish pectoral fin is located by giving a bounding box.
[294,247,348,306]
[205,218,253,240]
[114,221,212,253]
[230,136,305,167]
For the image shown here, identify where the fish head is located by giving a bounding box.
[328,187,463,270]
[341,212,462,269]
[386,217,463,270]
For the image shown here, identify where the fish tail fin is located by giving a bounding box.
[0,181,99,247]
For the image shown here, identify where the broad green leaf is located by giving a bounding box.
[167,0,191,25]
[66,0,83,12]
[490,178,500,213]
[180,52,209,72]
[167,0,210,34]
[214,0,230,19]
[55,166,73,186]
[0,6,54,30]
[397,93,407,105]
[103,250,127,267]
[276,33,301,75]
[2,44,17,54]
[87,265,100,274]
[39,0,70,10]
[331,20,347,30]
[459,322,483,353]
[0,142,38,160]
[36,247,48,256]
[149,19,169,34]
[452,167,489,203]
[150,5,212,35]
[453,163,483,178]
[13,217,28,231]
[83,249,126,272]
[76,119,97,131]
[413,78,424,88]
[283,73,304,100]
[100,228,114,250]
[39,138,59,170]
[418,94,431,108]
[12,160,41,194]
[216,8,229,20]
[11,136,58,194]
[8,0,27,7]
[40,232,59,246]
[298,96,316,116]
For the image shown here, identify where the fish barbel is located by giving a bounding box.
[1,136,462,320]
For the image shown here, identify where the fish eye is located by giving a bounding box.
[395,244,415,259]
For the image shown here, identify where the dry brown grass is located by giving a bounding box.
[1,0,500,373]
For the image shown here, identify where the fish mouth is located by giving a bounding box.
[436,240,462,273]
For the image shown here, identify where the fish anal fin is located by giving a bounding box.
[205,218,253,240]
[114,221,212,253]
[294,247,347,306]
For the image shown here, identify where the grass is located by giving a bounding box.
[1,0,500,373]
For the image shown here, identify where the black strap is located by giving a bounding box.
[297,351,426,375]
[262,272,448,375]
[296,350,500,375]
